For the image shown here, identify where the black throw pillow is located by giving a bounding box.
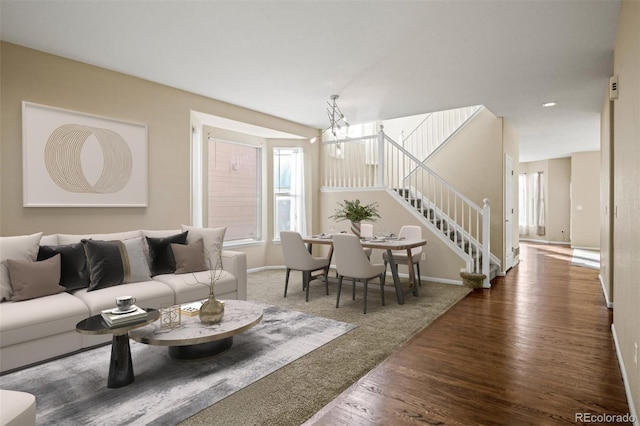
[82,239,126,291]
[37,243,90,292]
[145,231,188,276]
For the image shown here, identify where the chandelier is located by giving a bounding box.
[326,95,349,137]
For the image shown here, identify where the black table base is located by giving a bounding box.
[168,337,234,360]
[108,334,134,388]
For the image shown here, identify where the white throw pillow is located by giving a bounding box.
[0,232,43,301]
[181,225,226,269]
[122,237,152,283]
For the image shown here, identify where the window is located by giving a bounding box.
[518,173,528,235]
[273,147,305,240]
[191,126,203,227]
[207,139,262,243]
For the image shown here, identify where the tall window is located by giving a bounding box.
[533,172,545,236]
[273,147,305,240]
[208,139,262,243]
[518,173,528,235]
[191,126,203,227]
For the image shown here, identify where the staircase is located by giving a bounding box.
[400,105,481,162]
[321,105,499,287]
[395,187,500,281]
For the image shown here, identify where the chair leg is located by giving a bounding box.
[363,279,368,314]
[352,278,356,301]
[324,266,330,295]
[416,262,422,287]
[336,275,343,308]
[380,273,386,306]
[284,268,291,297]
[305,273,310,302]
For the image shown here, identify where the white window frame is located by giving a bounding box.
[273,147,305,241]
[192,133,262,246]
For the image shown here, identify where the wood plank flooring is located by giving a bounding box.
[305,242,631,425]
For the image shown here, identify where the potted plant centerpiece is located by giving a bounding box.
[330,199,380,238]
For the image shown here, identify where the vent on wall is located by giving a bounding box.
[609,75,619,100]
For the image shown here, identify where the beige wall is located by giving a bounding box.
[426,107,505,269]
[611,0,640,414]
[600,97,614,306]
[570,151,600,249]
[0,42,317,271]
[519,158,571,244]
[503,118,520,267]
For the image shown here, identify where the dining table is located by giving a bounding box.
[302,234,427,305]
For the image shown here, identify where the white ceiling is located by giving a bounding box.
[0,0,620,162]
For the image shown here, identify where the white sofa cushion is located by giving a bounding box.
[0,292,89,347]
[57,230,142,245]
[0,390,36,426]
[181,225,226,268]
[72,280,175,315]
[0,233,43,302]
[39,234,58,245]
[152,270,238,305]
[141,229,181,238]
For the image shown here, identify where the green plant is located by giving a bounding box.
[330,199,380,223]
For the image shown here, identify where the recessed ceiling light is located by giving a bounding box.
[542,102,557,108]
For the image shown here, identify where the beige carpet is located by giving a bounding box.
[179,269,470,426]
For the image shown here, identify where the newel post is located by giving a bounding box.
[482,198,491,288]
[377,125,385,187]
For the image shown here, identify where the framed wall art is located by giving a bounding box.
[22,102,148,207]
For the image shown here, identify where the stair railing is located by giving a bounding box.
[321,126,491,286]
[400,105,482,162]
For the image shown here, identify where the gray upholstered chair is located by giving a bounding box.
[280,231,331,302]
[360,223,373,258]
[332,233,385,314]
[383,225,423,287]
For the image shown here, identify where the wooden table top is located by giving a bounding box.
[303,234,426,251]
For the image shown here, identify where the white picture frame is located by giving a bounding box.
[22,102,148,207]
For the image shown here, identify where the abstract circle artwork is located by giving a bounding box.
[44,124,133,193]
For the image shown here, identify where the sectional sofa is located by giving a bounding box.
[0,226,247,373]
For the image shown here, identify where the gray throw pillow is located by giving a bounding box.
[37,243,90,291]
[145,231,188,276]
[83,239,126,291]
[172,239,207,274]
[8,254,65,301]
[122,237,152,283]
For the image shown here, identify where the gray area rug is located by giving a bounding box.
[0,303,355,426]
[181,269,471,426]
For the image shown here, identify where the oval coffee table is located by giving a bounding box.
[129,299,263,360]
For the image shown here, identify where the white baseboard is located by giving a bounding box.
[611,324,639,426]
[247,265,283,274]
[519,238,570,246]
[598,274,614,308]
[571,245,601,251]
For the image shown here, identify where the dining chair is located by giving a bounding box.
[332,233,385,314]
[360,223,373,258]
[280,231,331,302]
[383,225,423,287]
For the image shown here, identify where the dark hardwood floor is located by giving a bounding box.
[305,242,631,425]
